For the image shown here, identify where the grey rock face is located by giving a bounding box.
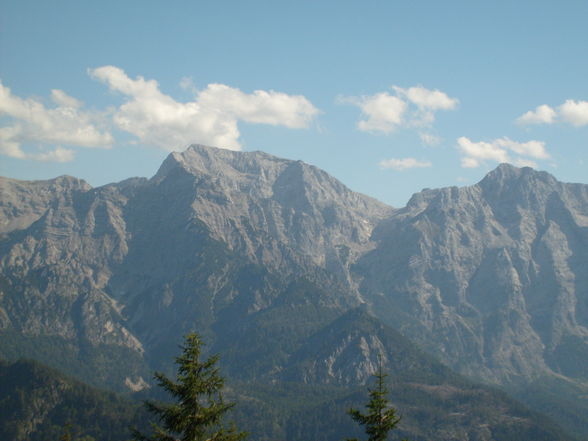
[0,175,91,234]
[0,145,390,380]
[154,145,391,271]
[357,164,588,386]
[0,176,144,352]
[1,149,587,436]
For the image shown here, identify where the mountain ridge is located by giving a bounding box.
[1,144,587,438]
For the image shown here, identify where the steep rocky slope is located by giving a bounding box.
[354,164,588,436]
[0,144,389,381]
[1,146,587,438]
[0,175,92,234]
[357,164,588,384]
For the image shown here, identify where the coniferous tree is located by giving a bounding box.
[346,362,405,441]
[132,333,247,441]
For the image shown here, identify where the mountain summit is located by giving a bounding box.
[360,161,588,381]
[1,146,587,438]
[151,144,391,268]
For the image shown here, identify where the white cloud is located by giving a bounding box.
[0,126,26,159]
[199,83,318,128]
[0,126,74,162]
[51,89,83,109]
[339,93,406,133]
[457,136,549,168]
[419,132,441,146]
[516,104,556,125]
[393,86,458,110]
[457,137,509,168]
[0,81,112,162]
[89,66,319,151]
[517,99,588,127]
[559,99,588,127]
[494,138,549,159]
[341,85,457,134]
[378,157,432,171]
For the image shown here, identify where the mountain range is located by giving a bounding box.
[1,144,587,440]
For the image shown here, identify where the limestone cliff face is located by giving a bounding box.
[0,175,92,234]
[357,164,588,385]
[1,148,587,433]
[0,145,389,380]
[108,145,390,366]
[152,145,390,272]
[0,176,143,352]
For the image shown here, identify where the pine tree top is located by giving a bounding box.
[132,333,247,441]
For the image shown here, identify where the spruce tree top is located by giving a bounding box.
[346,364,404,441]
[132,333,247,441]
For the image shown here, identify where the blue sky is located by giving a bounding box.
[1,0,586,206]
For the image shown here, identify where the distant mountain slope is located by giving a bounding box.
[0,144,389,384]
[0,175,92,234]
[356,164,588,382]
[232,308,574,441]
[1,145,587,438]
[355,164,588,436]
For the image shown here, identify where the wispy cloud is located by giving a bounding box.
[0,81,112,162]
[457,136,548,168]
[419,132,441,146]
[339,93,406,133]
[517,99,588,127]
[379,157,432,171]
[340,85,458,135]
[516,104,557,125]
[89,66,319,151]
[393,85,458,126]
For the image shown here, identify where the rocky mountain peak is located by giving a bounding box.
[480,162,523,181]
[478,163,559,204]
[0,175,92,234]
[480,162,557,185]
[147,145,391,269]
[1,150,588,438]
[358,161,588,392]
[154,144,287,186]
[153,144,386,208]
[50,175,93,190]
